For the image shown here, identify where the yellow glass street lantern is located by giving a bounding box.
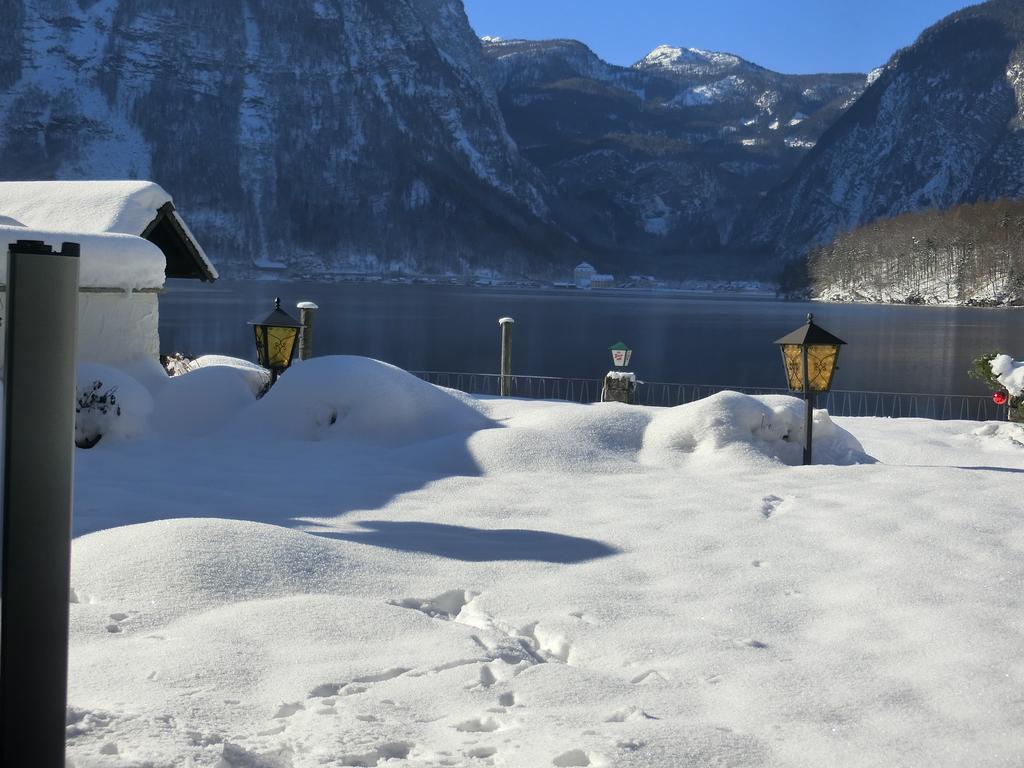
[248,297,303,384]
[774,313,846,465]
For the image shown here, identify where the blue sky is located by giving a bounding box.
[462,0,976,74]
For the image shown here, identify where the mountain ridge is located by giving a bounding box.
[742,0,1024,262]
[0,0,1020,285]
[481,35,865,277]
[0,0,580,278]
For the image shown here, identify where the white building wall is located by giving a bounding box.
[0,289,159,368]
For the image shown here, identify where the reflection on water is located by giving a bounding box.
[159,280,1024,395]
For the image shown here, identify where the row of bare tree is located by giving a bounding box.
[807,199,1024,304]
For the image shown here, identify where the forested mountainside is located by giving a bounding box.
[483,38,864,276]
[809,199,1024,306]
[0,0,577,278]
[745,0,1024,265]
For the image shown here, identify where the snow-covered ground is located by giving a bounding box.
[66,357,1024,767]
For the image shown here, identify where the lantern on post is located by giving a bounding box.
[774,313,846,466]
[609,341,632,368]
[248,297,303,384]
[603,342,637,404]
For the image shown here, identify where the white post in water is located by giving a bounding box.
[498,316,515,397]
[1,239,80,767]
[297,301,318,361]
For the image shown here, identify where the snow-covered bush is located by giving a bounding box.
[240,355,493,445]
[160,352,196,377]
[641,390,872,467]
[969,352,1024,421]
[150,364,260,437]
[75,363,153,448]
[75,381,120,449]
[991,354,1024,397]
[191,355,271,397]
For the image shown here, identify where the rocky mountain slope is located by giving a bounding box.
[0,0,576,278]
[3,0,1020,282]
[483,37,864,276]
[745,0,1024,261]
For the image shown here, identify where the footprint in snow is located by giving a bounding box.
[760,495,785,519]
[553,749,605,767]
[605,706,657,722]
[734,638,769,649]
[105,612,132,633]
[338,741,413,766]
[453,716,502,733]
[630,670,667,685]
[389,590,478,621]
[272,702,304,719]
[478,666,497,688]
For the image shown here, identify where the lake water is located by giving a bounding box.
[158,279,1024,396]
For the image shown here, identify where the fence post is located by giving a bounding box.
[1,239,80,768]
[296,301,318,361]
[498,317,514,397]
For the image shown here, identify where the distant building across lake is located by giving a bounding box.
[574,261,596,289]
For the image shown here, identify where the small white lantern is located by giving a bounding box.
[609,342,632,368]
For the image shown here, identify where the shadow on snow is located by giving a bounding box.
[314,520,620,563]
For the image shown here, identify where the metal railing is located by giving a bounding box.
[411,371,1008,421]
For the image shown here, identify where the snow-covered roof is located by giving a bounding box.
[574,262,596,271]
[0,181,217,281]
[0,224,165,290]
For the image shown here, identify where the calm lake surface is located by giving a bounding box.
[159,280,1024,396]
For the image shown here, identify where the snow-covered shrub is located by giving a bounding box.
[71,519,358,621]
[191,355,271,397]
[240,355,493,445]
[641,390,872,467]
[75,363,153,448]
[161,352,196,377]
[150,365,260,437]
[75,381,120,449]
[468,399,653,473]
[991,354,1024,397]
[969,352,1024,421]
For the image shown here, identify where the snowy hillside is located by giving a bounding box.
[0,0,573,278]
[746,0,1024,261]
[65,356,1024,766]
[482,38,864,272]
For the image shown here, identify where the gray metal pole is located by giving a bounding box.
[1,239,80,767]
[802,345,812,466]
[297,301,318,361]
[498,317,514,397]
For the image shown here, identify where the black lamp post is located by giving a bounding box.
[248,297,303,384]
[774,313,846,465]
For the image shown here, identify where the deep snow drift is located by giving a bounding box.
[66,357,1024,767]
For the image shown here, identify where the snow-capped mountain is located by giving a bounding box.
[745,0,1024,260]
[0,0,575,277]
[2,0,1018,282]
[481,38,864,274]
[634,44,749,77]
